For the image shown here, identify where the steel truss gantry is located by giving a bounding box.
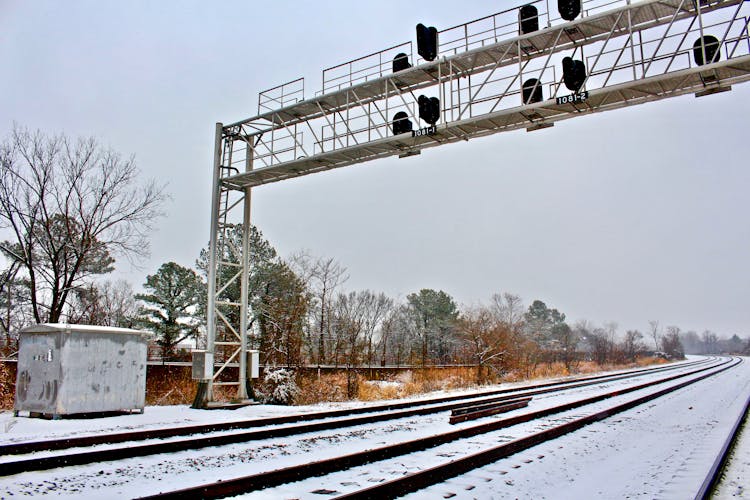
[200,0,750,403]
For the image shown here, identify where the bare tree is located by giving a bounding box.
[65,279,137,327]
[590,327,611,365]
[0,126,165,324]
[459,305,511,383]
[0,261,29,354]
[358,291,393,369]
[66,283,108,326]
[648,320,661,351]
[701,329,719,354]
[331,291,367,396]
[623,330,646,361]
[663,326,685,359]
[377,303,412,366]
[604,321,619,362]
[255,260,309,368]
[294,255,348,366]
[490,292,524,332]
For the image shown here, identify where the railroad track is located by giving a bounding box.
[0,358,710,478]
[133,357,737,499]
[1,356,707,458]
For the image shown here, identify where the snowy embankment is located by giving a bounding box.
[0,357,746,499]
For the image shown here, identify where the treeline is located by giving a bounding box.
[679,329,747,355]
[9,222,745,381]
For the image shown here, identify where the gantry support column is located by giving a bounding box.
[237,143,253,400]
[204,121,224,403]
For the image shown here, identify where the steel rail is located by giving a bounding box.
[336,357,743,500]
[451,396,535,416]
[0,358,706,457]
[137,358,735,499]
[694,385,750,499]
[0,359,710,476]
[449,397,533,425]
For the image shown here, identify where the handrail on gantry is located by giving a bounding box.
[219,1,750,189]
[223,0,742,134]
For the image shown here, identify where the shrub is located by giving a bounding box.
[256,368,299,405]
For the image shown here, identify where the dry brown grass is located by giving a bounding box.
[145,366,196,406]
[1,356,673,409]
[294,359,675,405]
[295,372,349,405]
[635,356,669,367]
[0,362,15,410]
[294,367,480,405]
[405,367,477,394]
[357,379,401,401]
[498,357,669,384]
[575,356,668,375]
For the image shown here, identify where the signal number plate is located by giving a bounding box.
[412,125,437,137]
[556,91,589,105]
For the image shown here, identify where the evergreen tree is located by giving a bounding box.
[406,289,459,365]
[136,262,204,359]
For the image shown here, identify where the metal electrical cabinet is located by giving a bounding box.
[14,324,149,418]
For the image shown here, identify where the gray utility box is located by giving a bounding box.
[14,324,148,418]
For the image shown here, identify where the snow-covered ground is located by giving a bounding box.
[400,357,750,499]
[239,357,747,499]
[714,404,750,499]
[0,357,745,499]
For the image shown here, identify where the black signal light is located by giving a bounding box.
[558,0,581,21]
[417,95,440,125]
[562,57,586,92]
[416,23,439,61]
[519,5,539,34]
[392,111,413,135]
[693,35,720,66]
[393,53,412,73]
[522,79,543,104]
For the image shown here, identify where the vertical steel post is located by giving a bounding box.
[697,0,706,67]
[205,122,224,403]
[237,143,253,400]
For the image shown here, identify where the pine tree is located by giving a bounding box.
[136,262,204,360]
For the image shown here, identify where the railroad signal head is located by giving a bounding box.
[562,57,586,92]
[393,53,412,73]
[693,35,721,66]
[418,95,440,125]
[392,111,413,135]
[519,5,539,35]
[416,23,439,62]
[558,0,581,21]
[522,78,544,104]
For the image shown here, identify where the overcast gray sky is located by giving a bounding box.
[1,1,748,338]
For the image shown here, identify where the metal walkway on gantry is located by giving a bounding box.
[196,0,750,404]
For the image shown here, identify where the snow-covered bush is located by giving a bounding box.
[256,368,299,405]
